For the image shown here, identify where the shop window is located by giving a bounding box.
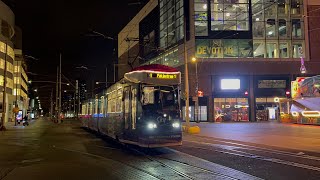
[182,105,207,122]
[214,98,249,122]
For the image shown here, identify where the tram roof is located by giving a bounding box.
[124,64,181,85]
[130,64,179,73]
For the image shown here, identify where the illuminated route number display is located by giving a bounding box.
[148,73,177,79]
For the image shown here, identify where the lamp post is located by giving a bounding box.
[183,16,190,130]
[192,57,199,123]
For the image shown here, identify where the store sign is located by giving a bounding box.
[148,73,177,79]
[258,80,286,89]
[221,79,240,90]
[196,39,253,58]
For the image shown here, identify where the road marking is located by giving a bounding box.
[166,148,263,180]
[184,138,320,161]
[21,158,43,163]
[183,141,320,172]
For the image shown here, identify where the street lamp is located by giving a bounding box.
[192,57,199,123]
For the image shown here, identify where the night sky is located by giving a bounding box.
[10,0,147,110]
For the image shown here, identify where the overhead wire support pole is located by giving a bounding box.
[184,16,190,130]
[55,66,59,121]
[58,53,62,123]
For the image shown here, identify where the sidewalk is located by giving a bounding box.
[4,119,36,129]
[184,121,320,153]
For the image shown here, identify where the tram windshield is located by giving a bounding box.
[142,85,179,110]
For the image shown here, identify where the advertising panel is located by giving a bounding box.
[16,110,23,121]
[196,39,253,58]
[258,80,286,89]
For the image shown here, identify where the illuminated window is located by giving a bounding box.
[0,59,4,69]
[159,0,184,48]
[252,0,305,59]
[0,41,5,53]
[13,88,21,96]
[195,0,208,36]
[210,0,249,31]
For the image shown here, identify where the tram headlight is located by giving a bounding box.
[147,122,157,129]
[172,122,180,128]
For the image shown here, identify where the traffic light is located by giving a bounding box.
[244,91,248,95]
[197,90,204,97]
[286,90,291,98]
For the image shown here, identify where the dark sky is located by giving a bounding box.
[11,0,147,109]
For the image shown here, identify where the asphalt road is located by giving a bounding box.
[0,118,319,180]
[0,118,257,180]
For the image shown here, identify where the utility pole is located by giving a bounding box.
[75,80,79,118]
[77,80,80,118]
[1,42,8,130]
[105,67,108,88]
[55,66,59,121]
[184,16,190,129]
[14,59,19,126]
[50,89,53,119]
[58,53,62,123]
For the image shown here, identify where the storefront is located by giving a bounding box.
[182,97,208,122]
[213,76,250,122]
[254,77,291,121]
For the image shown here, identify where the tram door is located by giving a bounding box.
[123,86,132,131]
[131,88,137,130]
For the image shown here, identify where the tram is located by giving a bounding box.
[80,64,182,147]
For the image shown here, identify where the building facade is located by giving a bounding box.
[0,0,15,122]
[0,0,29,123]
[118,0,320,122]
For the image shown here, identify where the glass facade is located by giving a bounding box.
[147,48,181,67]
[194,0,209,36]
[252,0,305,59]
[160,0,184,49]
[210,0,249,31]
[194,0,305,59]
[182,106,208,121]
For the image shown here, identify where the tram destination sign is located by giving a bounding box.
[148,73,177,79]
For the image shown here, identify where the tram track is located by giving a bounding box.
[126,146,256,180]
[182,140,320,172]
[185,137,320,161]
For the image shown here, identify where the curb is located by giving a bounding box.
[182,125,201,134]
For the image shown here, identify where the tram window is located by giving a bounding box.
[142,87,155,104]
[116,97,122,112]
[111,99,116,112]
